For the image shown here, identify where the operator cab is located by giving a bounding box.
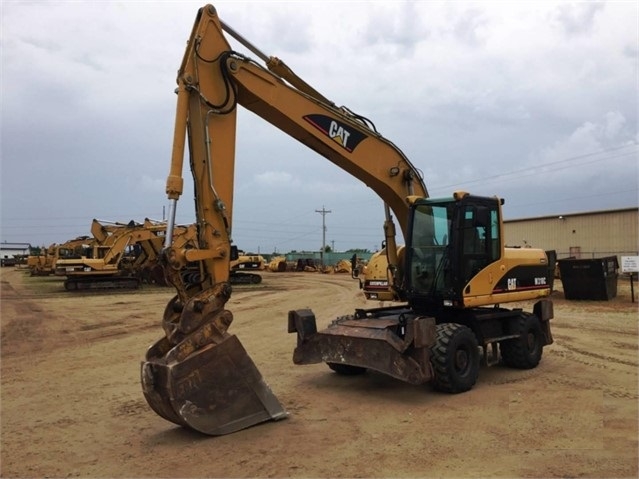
[405,191,502,314]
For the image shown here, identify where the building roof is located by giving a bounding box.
[0,242,32,250]
[505,206,638,223]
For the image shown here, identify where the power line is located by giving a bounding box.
[434,146,637,191]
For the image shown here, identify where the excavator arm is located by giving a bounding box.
[141,4,427,436]
[163,5,427,294]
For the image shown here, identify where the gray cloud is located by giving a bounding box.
[553,2,605,35]
[1,1,637,253]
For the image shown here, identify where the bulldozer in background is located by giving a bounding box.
[267,256,289,272]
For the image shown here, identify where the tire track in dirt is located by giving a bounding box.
[1,272,169,357]
[484,353,638,400]
[553,320,637,338]
[230,273,364,329]
[553,334,638,368]
[544,344,638,400]
[1,278,57,355]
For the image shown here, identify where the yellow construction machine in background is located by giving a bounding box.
[55,219,168,290]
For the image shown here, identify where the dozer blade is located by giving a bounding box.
[141,334,287,435]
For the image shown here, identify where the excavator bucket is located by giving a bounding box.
[141,334,287,435]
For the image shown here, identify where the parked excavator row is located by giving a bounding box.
[27,235,93,276]
[28,217,264,290]
[55,219,170,290]
[65,222,262,291]
[140,4,554,436]
[28,219,150,279]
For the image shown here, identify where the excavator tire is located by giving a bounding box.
[141,334,287,435]
[430,323,479,394]
[500,313,543,369]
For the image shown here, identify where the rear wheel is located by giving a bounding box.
[500,313,543,369]
[430,323,479,393]
[327,363,366,375]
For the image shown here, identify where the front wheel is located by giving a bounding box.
[500,313,543,369]
[430,323,479,393]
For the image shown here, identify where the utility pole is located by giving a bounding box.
[315,206,332,266]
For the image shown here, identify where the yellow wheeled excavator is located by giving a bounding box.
[141,4,554,436]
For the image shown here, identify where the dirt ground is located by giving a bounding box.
[1,267,637,478]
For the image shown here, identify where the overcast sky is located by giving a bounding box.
[2,1,637,253]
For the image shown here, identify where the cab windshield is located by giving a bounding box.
[407,202,453,295]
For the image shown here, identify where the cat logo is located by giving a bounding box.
[303,114,367,153]
[329,121,350,148]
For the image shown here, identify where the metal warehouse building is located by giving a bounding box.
[503,207,638,262]
[0,242,31,267]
